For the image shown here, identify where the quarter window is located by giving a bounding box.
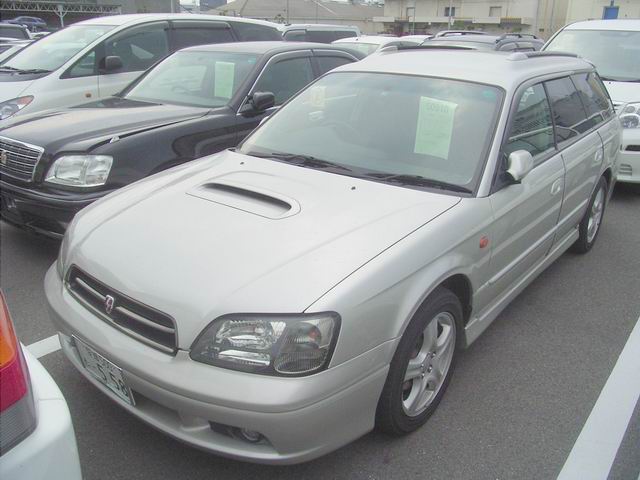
[544,77,590,144]
[504,84,555,159]
[571,72,613,122]
[253,57,314,105]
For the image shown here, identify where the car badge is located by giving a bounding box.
[104,295,115,314]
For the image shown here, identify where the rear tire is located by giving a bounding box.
[376,287,463,436]
[572,176,607,254]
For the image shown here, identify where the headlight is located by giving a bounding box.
[190,313,340,376]
[619,102,640,129]
[45,155,113,187]
[0,96,33,120]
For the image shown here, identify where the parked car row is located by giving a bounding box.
[0,13,637,471]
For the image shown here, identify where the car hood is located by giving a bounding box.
[604,81,640,104]
[0,98,209,151]
[67,149,461,348]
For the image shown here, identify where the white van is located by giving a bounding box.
[0,14,281,122]
[544,19,640,184]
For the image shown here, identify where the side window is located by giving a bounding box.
[231,22,281,41]
[253,57,314,105]
[572,72,613,122]
[103,23,169,74]
[333,30,358,40]
[171,22,234,50]
[504,83,555,160]
[545,77,590,145]
[306,30,337,43]
[316,55,353,74]
[283,30,306,42]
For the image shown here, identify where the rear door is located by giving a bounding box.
[486,82,565,299]
[545,75,605,242]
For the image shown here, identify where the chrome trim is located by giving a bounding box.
[0,135,45,182]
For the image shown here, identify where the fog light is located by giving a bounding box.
[239,428,263,443]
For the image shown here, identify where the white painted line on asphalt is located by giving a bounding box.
[27,334,61,359]
[557,315,640,480]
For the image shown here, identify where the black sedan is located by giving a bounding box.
[0,41,363,238]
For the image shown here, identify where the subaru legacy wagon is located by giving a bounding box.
[45,50,621,464]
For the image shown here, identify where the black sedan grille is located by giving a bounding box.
[67,267,177,354]
[0,136,44,181]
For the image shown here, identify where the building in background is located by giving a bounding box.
[377,0,572,38]
[565,0,640,22]
[210,0,384,34]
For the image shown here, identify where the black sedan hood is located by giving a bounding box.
[0,97,210,152]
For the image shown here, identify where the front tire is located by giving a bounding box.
[376,287,463,436]
[572,176,607,254]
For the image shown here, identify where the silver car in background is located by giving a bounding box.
[45,50,621,464]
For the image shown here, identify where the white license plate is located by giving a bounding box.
[74,337,135,406]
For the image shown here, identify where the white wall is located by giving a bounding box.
[566,0,640,22]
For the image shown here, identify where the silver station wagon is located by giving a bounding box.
[45,50,621,464]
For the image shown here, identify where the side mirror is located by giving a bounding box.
[102,55,123,72]
[240,91,275,115]
[506,150,534,182]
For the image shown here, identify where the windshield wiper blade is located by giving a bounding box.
[247,151,353,172]
[0,66,50,74]
[368,173,471,193]
[0,65,20,72]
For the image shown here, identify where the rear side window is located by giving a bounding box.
[504,83,555,159]
[333,30,358,40]
[544,77,590,145]
[172,22,234,50]
[316,55,353,74]
[571,72,613,122]
[232,22,281,41]
[306,31,338,43]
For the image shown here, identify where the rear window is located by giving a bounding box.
[0,25,28,40]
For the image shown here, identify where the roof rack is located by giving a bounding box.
[497,33,541,41]
[434,30,487,38]
[507,51,580,61]
[380,44,476,53]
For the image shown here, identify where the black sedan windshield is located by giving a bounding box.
[125,50,260,108]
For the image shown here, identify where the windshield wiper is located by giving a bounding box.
[247,151,353,172]
[367,173,471,193]
[0,66,51,74]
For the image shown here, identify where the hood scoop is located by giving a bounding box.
[187,179,301,219]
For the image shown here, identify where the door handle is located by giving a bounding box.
[551,178,563,196]
[593,149,603,166]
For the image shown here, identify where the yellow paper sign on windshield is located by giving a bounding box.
[214,61,235,99]
[414,96,458,159]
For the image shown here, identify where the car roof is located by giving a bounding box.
[75,14,280,29]
[183,41,362,55]
[562,19,640,31]
[334,50,594,90]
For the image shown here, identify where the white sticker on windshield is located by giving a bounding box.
[310,85,326,108]
[414,96,458,159]
[214,61,235,99]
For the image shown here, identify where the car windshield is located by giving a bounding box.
[545,29,640,82]
[0,24,114,71]
[0,25,28,40]
[240,72,503,193]
[124,50,260,108]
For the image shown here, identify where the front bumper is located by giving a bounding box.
[0,347,82,480]
[0,179,111,238]
[45,265,391,464]
[617,128,640,184]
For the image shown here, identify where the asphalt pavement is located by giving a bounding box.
[1,183,639,480]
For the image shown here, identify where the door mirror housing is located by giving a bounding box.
[102,55,123,72]
[240,91,275,115]
[506,150,534,182]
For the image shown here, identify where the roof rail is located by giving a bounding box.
[380,44,476,53]
[434,30,487,38]
[507,51,580,61]
[497,33,541,41]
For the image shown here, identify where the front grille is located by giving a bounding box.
[67,267,177,354]
[0,136,44,181]
[619,164,632,176]
[626,145,640,152]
